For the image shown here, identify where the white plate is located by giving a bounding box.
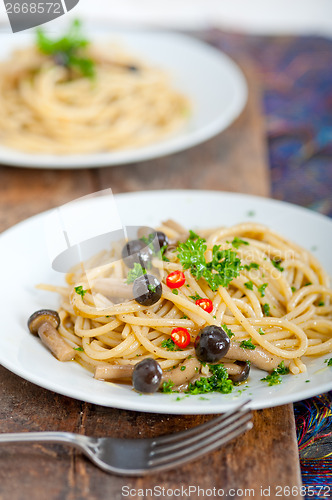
[0,29,247,169]
[0,190,331,414]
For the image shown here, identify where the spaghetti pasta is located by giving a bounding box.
[37,220,332,394]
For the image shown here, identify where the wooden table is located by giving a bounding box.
[0,61,302,499]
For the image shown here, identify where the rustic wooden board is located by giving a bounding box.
[0,60,302,500]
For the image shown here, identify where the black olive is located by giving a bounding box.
[121,239,153,269]
[156,231,169,249]
[132,358,162,393]
[228,361,250,383]
[132,274,162,306]
[194,325,230,363]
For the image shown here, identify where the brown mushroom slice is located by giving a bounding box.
[225,342,289,372]
[161,357,201,389]
[226,361,251,383]
[27,309,75,362]
[94,364,134,381]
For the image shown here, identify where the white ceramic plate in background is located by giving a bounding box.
[0,190,331,414]
[0,30,247,168]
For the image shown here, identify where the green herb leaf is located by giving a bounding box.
[263,303,270,316]
[172,289,179,295]
[318,301,325,307]
[244,262,259,271]
[291,286,296,293]
[222,324,235,339]
[126,263,146,284]
[258,283,268,297]
[36,19,95,78]
[304,282,312,286]
[231,237,249,249]
[271,258,284,272]
[177,234,242,292]
[189,292,202,301]
[186,363,233,395]
[240,339,256,350]
[73,346,84,352]
[180,366,186,371]
[74,285,88,298]
[161,339,178,351]
[161,380,175,393]
[261,361,289,385]
[244,281,254,290]
[258,328,265,335]
[324,358,332,367]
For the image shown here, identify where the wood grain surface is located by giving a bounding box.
[0,61,302,500]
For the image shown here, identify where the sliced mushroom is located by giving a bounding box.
[227,361,251,383]
[28,309,75,362]
[161,357,201,390]
[94,364,134,381]
[225,342,288,372]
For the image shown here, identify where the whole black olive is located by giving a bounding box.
[121,239,153,269]
[156,231,169,250]
[195,325,230,363]
[132,274,162,306]
[132,358,162,393]
[228,361,250,383]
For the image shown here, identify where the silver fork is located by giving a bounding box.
[0,400,252,476]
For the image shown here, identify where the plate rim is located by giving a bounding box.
[0,189,331,414]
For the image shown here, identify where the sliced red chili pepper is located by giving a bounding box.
[166,270,185,289]
[195,298,213,314]
[171,327,191,348]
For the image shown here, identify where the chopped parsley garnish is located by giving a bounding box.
[263,303,270,316]
[271,258,284,272]
[258,328,265,335]
[222,324,235,339]
[161,380,175,393]
[247,210,255,217]
[177,233,242,291]
[261,361,290,386]
[180,366,186,371]
[186,363,233,395]
[126,263,146,284]
[244,281,254,290]
[291,286,297,293]
[181,315,189,319]
[258,283,268,297]
[240,339,256,350]
[172,289,179,295]
[189,292,202,301]
[244,262,259,271]
[231,237,249,249]
[161,339,178,351]
[304,282,312,286]
[73,346,84,351]
[74,285,88,298]
[324,358,332,366]
[160,245,170,262]
[148,284,156,293]
[36,19,95,78]
[318,301,325,307]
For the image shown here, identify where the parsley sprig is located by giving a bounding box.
[126,263,146,284]
[161,339,179,351]
[186,363,233,395]
[177,232,242,291]
[74,285,88,298]
[36,19,95,78]
[261,361,289,386]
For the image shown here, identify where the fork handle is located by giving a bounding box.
[0,431,87,450]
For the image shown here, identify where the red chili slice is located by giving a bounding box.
[166,270,185,289]
[195,298,213,314]
[171,327,191,348]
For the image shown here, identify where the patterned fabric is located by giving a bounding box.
[203,30,332,497]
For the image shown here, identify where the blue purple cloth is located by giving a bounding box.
[203,30,332,497]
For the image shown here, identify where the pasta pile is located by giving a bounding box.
[39,220,332,391]
[0,44,188,154]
